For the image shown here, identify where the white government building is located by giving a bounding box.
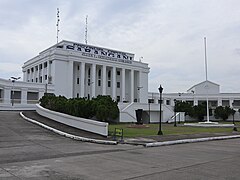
[0,40,239,121]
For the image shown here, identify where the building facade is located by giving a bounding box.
[148,80,240,122]
[0,78,54,110]
[22,40,149,103]
[1,40,239,122]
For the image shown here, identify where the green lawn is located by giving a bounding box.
[109,123,238,138]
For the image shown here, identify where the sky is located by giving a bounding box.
[0,0,240,93]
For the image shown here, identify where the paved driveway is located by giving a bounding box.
[1,111,240,179]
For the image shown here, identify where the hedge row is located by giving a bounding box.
[39,95,119,122]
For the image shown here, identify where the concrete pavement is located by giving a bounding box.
[1,111,240,179]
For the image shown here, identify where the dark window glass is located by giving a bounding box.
[117,82,120,88]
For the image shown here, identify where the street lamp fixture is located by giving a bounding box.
[10,76,21,106]
[158,85,163,135]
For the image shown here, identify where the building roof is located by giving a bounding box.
[187,80,220,92]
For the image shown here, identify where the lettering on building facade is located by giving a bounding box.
[60,43,133,64]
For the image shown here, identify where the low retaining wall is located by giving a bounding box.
[36,104,108,136]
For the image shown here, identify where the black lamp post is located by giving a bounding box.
[158,85,163,135]
[10,76,21,106]
[148,100,151,123]
[232,103,237,131]
[174,99,177,127]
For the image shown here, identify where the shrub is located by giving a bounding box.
[39,95,119,122]
[214,106,232,121]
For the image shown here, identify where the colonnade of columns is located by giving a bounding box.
[149,95,238,109]
[23,61,52,84]
[73,62,140,103]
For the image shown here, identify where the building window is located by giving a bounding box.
[77,65,79,70]
[98,80,101,86]
[88,68,91,78]
[35,66,38,71]
[77,78,79,84]
[98,69,101,79]
[117,71,120,75]
[31,79,33,82]
[108,70,111,79]
[233,100,240,106]
[40,64,42,70]
[148,99,154,103]
[77,93,79,98]
[40,76,42,83]
[117,82,120,88]
[186,101,194,106]
[27,69,30,74]
[166,100,170,105]
[36,78,38,82]
[88,79,91,86]
[222,100,229,107]
[49,61,52,64]
[45,75,47,80]
[44,62,47,68]
[117,96,120,102]
[108,81,111,87]
[31,68,34,72]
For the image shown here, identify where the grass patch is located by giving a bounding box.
[109,123,236,138]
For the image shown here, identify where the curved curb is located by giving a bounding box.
[19,112,117,145]
[145,135,240,147]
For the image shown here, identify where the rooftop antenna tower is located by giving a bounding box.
[56,8,60,43]
[85,15,88,44]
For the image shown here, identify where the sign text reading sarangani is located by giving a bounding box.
[59,43,133,64]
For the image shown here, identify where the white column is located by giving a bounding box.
[194,98,198,106]
[38,64,41,83]
[23,71,27,82]
[39,89,45,99]
[217,98,222,106]
[68,61,74,98]
[3,87,11,105]
[21,88,28,105]
[138,71,142,103]
[47,61,50,83]
[102,65,106,95]
[230,99,234,107]
[30,69,32,82]
[91,64,96,98]
[112,66,116,100]
[131,69,134,102]
[121,68,125,102]
[80,62,85,97]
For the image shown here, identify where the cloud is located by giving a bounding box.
[0,0,240,93]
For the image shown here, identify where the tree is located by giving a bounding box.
[174,101,193,116]
[93,95,119,122]
[175,101,212,121]
[189,104,206,121]
[214,106,232,121]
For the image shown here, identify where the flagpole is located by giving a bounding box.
[204,37,210,122]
